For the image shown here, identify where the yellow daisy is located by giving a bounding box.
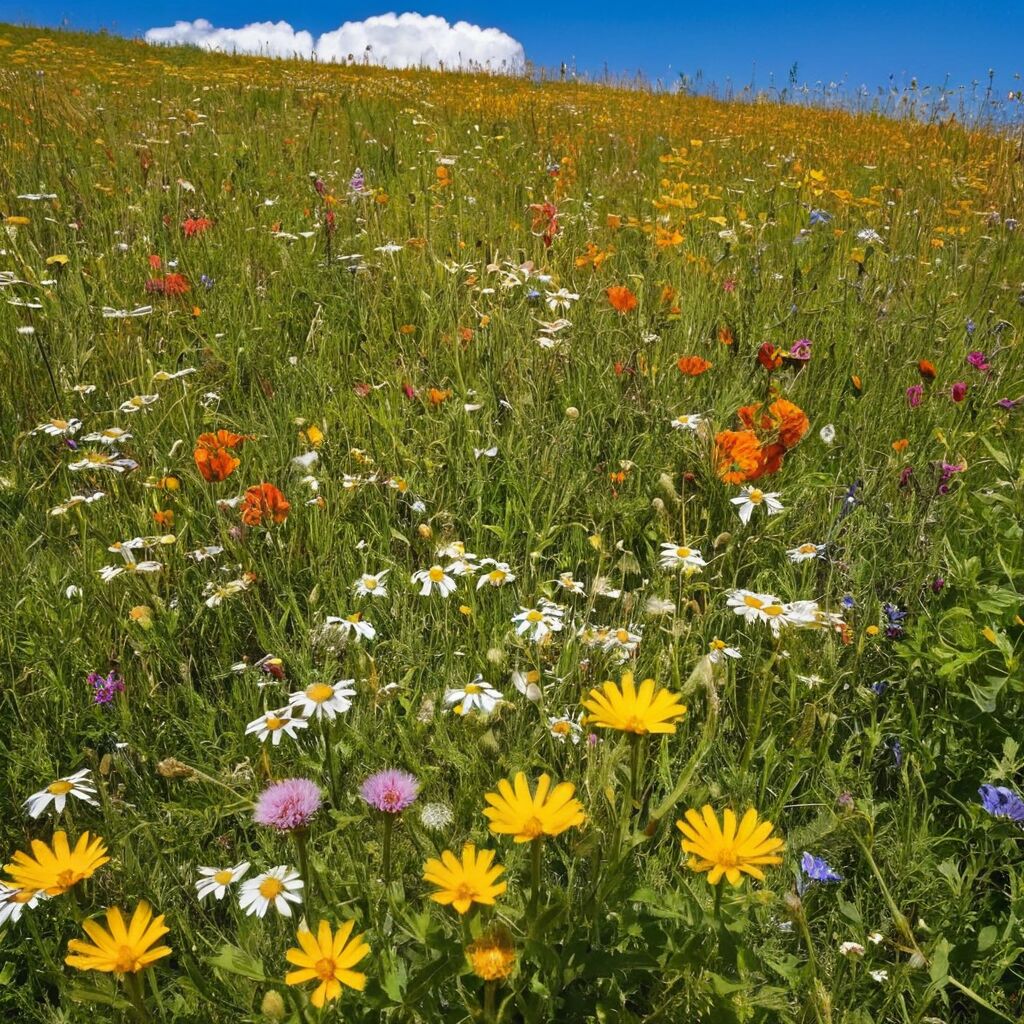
[4,830,109,896]
[582,672,687,734]
[423,843,507,914]
[65,902,172,974]
[466,926,517,981]
[676,806,784,886]
[285,919,370,1009]
[483,772,585,842]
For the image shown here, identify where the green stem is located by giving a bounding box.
[382,814,394,887]
[529,837,542,913]
[293,829,313,907]
[483,979,497,1022]
[124,972,152,1023]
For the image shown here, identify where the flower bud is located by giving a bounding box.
[260,990,286,1020]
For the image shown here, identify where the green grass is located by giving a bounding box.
[0,23,1023,1024]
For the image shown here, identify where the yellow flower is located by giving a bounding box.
[466,927,516,981]
[483,772,585,843]
[285,919,369,1009]
[65,902,171,975]
[582,672,687,735]
[3,830,109,895]
[423,844,507,914]
[676,806,784,886]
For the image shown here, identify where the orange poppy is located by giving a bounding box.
[749,441,787,479]
[918,359,937,381]
[240,483,290,527]
[757,342,783,370]
[428,387,452,405]
[194,430,250,483]
[676,355,713,376]
[738,399,809,449]
[713,430,762,484]
[606,285,638,314]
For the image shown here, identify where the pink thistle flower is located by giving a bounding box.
[950,381,968,402]
[359,769,419,814]
[906,384,924,408]
[253,778,322,832]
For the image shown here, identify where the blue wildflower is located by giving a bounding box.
[809,209,832,225]
[801,851,843,885]
[870,681,888,696]
[888,737,902,768]
[979,784,1024,823]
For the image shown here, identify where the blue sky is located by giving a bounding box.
[1,0,1022,93]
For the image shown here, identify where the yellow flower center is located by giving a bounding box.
[213,869,235,885]
[615,629,630,643]
[763,604,785,617]
[347,612,362,623]
[363,577,378,589]
[265,716,285,731]
[428,566,445,582]
[11,890,35,905]
[675,547,691,558]
[743,595,763,609]
[464,683,482,695]
[521,816,545,839]
[52,419,69,429]
[526,610,543,623]
[55,869,80,890]
[624,715,648,735]
[710,639,726,651]
[455,882,477,902]
[799,544,816,554]
[488,570,506,583]
[258,877,284,899]
[748,489,764,504]
[551,721,571,736]
[306,683,335,703]
[47,780,75,795]
[114,946,141,973]
[716,846,739,868]
[314,957,337,982]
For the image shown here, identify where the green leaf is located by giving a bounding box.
[208,943,267,982]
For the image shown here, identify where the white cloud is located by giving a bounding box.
[144,12,525,71]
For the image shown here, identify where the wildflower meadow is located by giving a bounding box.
[2,23,1024,1024]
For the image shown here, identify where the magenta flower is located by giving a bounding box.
[254,778,322,832]
[967,351,990,372]
[88,670,124,705]
[360,769,419,814]
[950,381,968,402]
[906,384,924,408]
[789,338,813,361]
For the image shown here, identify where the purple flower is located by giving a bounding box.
[360,769,419,814]
[979,784,1024,823]
[898,466,914,489]
[966,318,976,336]
[888,737,903,767]
[789,338,812,361]
[931,577,946,593]
[348,167,365,194]
[254,778,322,832]
[836,792,854,812]
[88,670,124,705]
[800,851,843,888]
[200,274,215,290]
[937,460,965,496]
[966,350,989,372]
[950,381,968,403]
[809,209,832,225]
[870,680,888,696]
[997,397,1022,410]
[906,384,923,408]
[841,595,855,610]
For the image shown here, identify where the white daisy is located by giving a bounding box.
[670,413,703,431]
[412,565,457,597]
[475,559,515,589]
[731,486,784,525]
[238,866,303,918]
[787,542,824,563]
[119,394,159,413]
[707,638,742,663]
[195,862,250,901]
[98,561,163,582]
[24,769,98,818]
[353,571,389,598]
[658,543,707,572]
[81,426,133,445]
[726,589,785,625]
[602,625,642,656]
[0,885,45,927]
[443,675,503,716]
[288,679,356,720]
[244,708,308,746]
[555,572,586,596]
[31,418,81,437]
[510,668,546,702]
[322,613,376,642]
[548,712,583,744]
[69,452,138,473]
[511,600,565,642]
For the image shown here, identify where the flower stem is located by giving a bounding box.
[124,972,152,1023]
[382,814,395,887]
[529,837,542,912]
[293,829,312,907]
[483,979,497,1022]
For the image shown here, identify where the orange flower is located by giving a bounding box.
[738,399,809,449]
[152,509,174,527]
[241,483,290,527]
[750,441,787,479]
[606,285,638,314]
[892,438,909,452]
[428,388,452,405]
[194,430,250,483]
[676,355,713,376]
[757,342,783,370]
[714,430,762,484]
[182,217,213,238]
[718,325,735,346]
[918,359,937,381]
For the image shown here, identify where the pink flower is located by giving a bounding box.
[359,769,419,814]
[966,351,990,372]
[906,384,924,408]
[253,778,322,832]
[950,381,968,403]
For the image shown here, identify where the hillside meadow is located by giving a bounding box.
[1,23,1024,1024]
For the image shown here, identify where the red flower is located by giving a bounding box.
[182,217,213,238]
[145,273,190,296]
[241,483,290,527]
[606,285,638,314]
